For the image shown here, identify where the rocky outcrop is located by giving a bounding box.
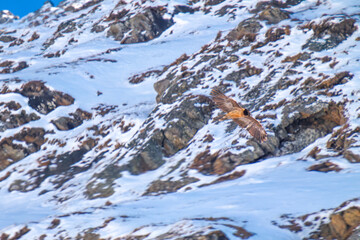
[0,127,46,170]
[63,0,103,12]
[0,61,28,73]
[302,18,357,51]
[144,177,199,196]
[0,35,17,43]
[107,7,173,43]
[175,230,229,240]
[9,138,97,192]
[52,109,92,131]
[17,81,74,114]
[126,95,212,174]
[129,69,161,84]
[0,107,40,131]
[0,10,19,24]
[258,7,290,24]
[226,18,262,43]
[279,199,360,240]
[0,0,359,239]
[277,100,345,155]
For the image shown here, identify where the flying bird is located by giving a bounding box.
[210,88,268,143]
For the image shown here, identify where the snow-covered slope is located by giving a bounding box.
[0,0,359,239]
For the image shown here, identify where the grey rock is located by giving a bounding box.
[18,81,74,114]
[303,18,357,52]
[107,7,174,44]
[226,18,263,42]
[258,7,290,24]
[0,35,17,43]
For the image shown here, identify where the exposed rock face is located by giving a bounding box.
[63,0,103,12]
[0,128,46,170]
[176,230,229,240]
[277,100,345,155]
[9,138,97,192]
[280,200,360,240]
[0,10,19,24]
[0,0,359,239]
[107,7,173,43]
[0,60,28,73]
[123,95,213,176]
[302,18,357,51]
[144,177,199,196]
[226,18,262,43]
[307,161,342,173]
[0,35,17,43]
[0,108,40,132]
[258,7,290,24]
[18,81,74,114]
[253,0,303,12]
[52,109,92,131]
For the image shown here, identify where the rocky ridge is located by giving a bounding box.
[0,0,359,239]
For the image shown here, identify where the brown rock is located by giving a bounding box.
[302,18,357,51]
[0,35,16,43]
[330,214,348,239]
[48,219,60,229]
[0,127,45,170]
[129,69,161,84]
[258,7,290,24]
[307,161,342,172]
[52,108,92,131]
[0,60,14,68]
[175,230,229,240]
[18,81,74,114]
[343,207,360,227]
[190,150,220,175]
[317,71,352,89]
[227,18,262,42]
[28,32,40,42]
[344,150,360,163]
[144,177,199,195]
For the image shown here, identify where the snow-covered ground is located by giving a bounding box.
[0,0,359,239]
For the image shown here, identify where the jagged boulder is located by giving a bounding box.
[18,81,74,114]
[107,7,174,43]
[276,100,345,154]
[52,108,92,131]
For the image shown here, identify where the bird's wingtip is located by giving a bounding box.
[210,87,223,96]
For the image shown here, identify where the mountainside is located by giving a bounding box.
[0,0,359,239]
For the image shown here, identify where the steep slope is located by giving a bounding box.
[0,0,359,239]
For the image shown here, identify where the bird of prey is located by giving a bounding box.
[210,88,268,143]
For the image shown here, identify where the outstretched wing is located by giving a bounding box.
[233,116,268,142]
[210,88,242,113]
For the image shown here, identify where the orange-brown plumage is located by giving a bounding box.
[210,88,267,143]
